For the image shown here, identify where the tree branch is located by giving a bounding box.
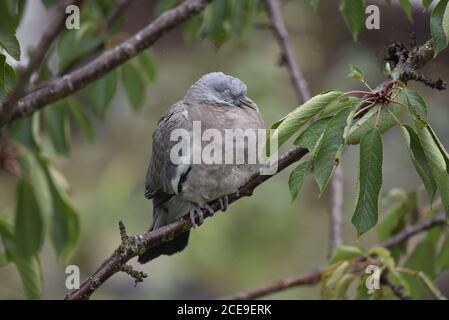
[221,269,323,300]
[265,0,344,255]
[381,212,447,249]
[264,0,310,102]
[0,0,81,127]
[0,0,210,127]
[223,212,447,300]
[380,270,412,300]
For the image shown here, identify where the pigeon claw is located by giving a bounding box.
[218,195,229,212]
[189,207,198,228]
[203,203,215,217]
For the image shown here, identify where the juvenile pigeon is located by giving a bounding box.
[138,72,264,263]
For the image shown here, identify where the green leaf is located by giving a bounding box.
[423,0,433,10]
[14,179,45,258]
[137,51,157,82]
[0,1,17,31]
[43,102,70,155]
[314,106,354,193]
[154,0,182,16]
[0,215,13,266]
[399,0,413,21]
[45,164,80,262]
[57,31,102,70]
[88,69,117,118]
[183,15,203,43]
[329,245,364,264]
[417,125,449,216]
[319,96,360,118]
[427,124,449,171]
[0,30,21,61]
[14,254,43,299]
[403,236,437,298]
[436,235,449,273]
[272,91,343,147]
[294,117,330,150]
[405,89,427,126]
[368,247,396,273]
[309,0,320,11]
[401,125,437,203]
[67,98,95,141]
[203,0,232,47]
[229,0,257,36]
[347,64,364,80]
[335,273,357,299]
[0,216,14,258]
[121,63,145,111]
[9,114,40,151]
[18,146,52,220]
[339,0,366,41]
[1,62,16,98]
[368,246,404,285]
[0,215,42,299]
[322,261,351,299]
[352,127,383,235]
[289,155,313,201]
[377,191,416,241]
[430,0,449,56]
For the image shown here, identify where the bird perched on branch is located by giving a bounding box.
[138,72,264,263]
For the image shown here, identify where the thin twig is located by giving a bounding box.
[221,269,323,300]
[265,0,310,102]
[381,212,447,249]
[380,270,412,300]
[103,0,134,30]
[264,0,344,255]
[0,0,210,127]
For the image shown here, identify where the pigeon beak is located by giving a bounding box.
[237,96,258,110]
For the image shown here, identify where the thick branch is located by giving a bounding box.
[0,0,80,127]
[265,0,310,102]
[0,0,209,127]
[65,147,309,300]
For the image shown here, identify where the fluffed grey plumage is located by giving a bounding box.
[138,72,264,263]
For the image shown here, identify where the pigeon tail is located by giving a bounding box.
[138,230,190,264]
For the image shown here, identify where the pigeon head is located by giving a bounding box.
[185,72,257,109]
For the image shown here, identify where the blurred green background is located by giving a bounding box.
[1,0,449,299]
